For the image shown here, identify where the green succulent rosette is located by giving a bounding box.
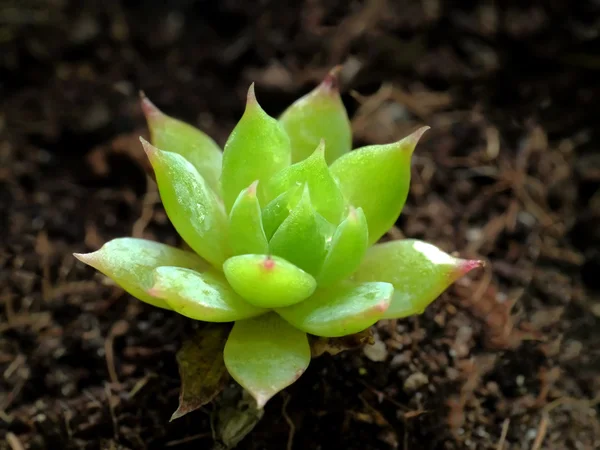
[75,69,482,408]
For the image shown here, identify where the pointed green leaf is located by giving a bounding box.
[277,281,393,337]
[330,127,429,245]
[221,85,291,212]
[223,254,317,308]
[73,238,208,309]
[261,184,303,240]
[141,139,230,268]
[317,207,369,286]
[148,266,266,322]
[269,187,326,276]
[263,140,346,224]
[224,313,311,408]
[228,181,269,255]
[352,239,484,319]
[141,94,222,195]
[171,325,229,421]
[279,67,351,164]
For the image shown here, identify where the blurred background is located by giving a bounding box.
[1,1,599,449]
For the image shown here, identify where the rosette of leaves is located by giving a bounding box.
[75,69,482,409]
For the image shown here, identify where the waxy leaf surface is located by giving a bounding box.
[228,181,269,255]
[330,127,428,244]
[264,141,345,224]
[269,188,326,275]
[223,254,316,308]
[141,139,229,268]
[73,238,208,309]
[277,281,393,337]
[224,313,310,408]
[148,266,265,322]
[279,68,352,164]
[352,239,483,318]
[141,95,222,194]
[221,85,291,211]
[317,207,368,286]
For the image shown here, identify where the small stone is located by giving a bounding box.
[403,372,429,392]
[363,339,388,362]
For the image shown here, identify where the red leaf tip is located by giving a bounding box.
[263,256,276,271]
[247,180,259,196]
[459,259,485,275]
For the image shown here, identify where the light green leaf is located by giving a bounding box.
[317,207,369,286]
[228,181,269,255]
[263,140,346,224]
[279,67,352,164]
[73,238,208,309]
[269,187,326,275]
[224,313,311,408]
[352,239,483,319]
[148,266,266,321]
[223,254,317,308]
[330,127,429,245]
[141,139,230,268]
[141,94,222,195]
[221,85,291,212]
[261,184,303,240]
[277,281,393,337]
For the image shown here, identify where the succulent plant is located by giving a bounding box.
[74,68,482,409]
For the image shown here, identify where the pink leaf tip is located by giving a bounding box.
[459,259,485,275]
[319,66,342,93]
[139,136,158,159]
[246,83,257,105]
[405,126,430,150]
[139,91,163,121]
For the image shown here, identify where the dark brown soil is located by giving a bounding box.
[1,1,599,449]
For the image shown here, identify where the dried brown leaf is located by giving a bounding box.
[309,328,374,357]
[171,324,230,421]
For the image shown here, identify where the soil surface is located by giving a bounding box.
[1,1,600,449]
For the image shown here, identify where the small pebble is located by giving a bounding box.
[403,372,429,392]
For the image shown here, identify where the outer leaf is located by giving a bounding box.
[317,206,368,286]
[221,85,291,212]
[73,238,208,309]
[279,67,352,164]
[141,139,229,268]
[171,325,230,421]
[277,281,393,337]
[261,185,303,240]
[141,94,222,195]
[223,254,317,308]
[330,127,429,245]
[228,181,269,255]
[224,313,311,408]
[263,140,346,224]
[269,187,326,276]
[352,239,483,319]
[148,267,266,321]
